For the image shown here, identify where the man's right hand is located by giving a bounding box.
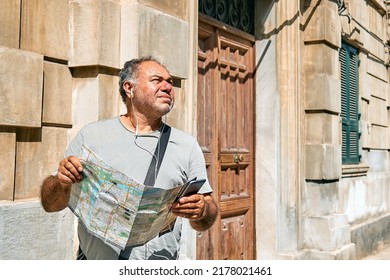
[41,156,83,212]
[57,156,83,186]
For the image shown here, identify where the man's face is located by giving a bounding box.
[133,61,174,118]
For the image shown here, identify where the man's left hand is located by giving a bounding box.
[171,194,206,221]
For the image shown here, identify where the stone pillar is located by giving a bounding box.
[274,0,301,255]
[255,0,304,259]
[255,0,282,259]
[302,0,355,259]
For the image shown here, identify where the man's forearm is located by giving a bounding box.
[40,175,72,212]
[190,195,218,231]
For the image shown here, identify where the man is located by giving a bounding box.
[40,57,218,260]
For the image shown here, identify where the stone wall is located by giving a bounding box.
[300,0,390,259]
[1,0,77,260]
[0,0,191,259]
[255,0,390,260]
[337,0,390,259]
[302,0,355,260]
[302,0,390,259]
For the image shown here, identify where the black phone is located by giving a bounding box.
[177,178,206,200]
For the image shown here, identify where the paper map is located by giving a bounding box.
[68,145,187,250]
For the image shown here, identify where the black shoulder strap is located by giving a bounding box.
[118,124,171,260]
[143,124,171,186]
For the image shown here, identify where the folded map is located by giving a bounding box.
[68,145,193,250]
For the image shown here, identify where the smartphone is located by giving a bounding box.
[177,178,206,200]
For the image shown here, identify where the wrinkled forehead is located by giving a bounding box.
[138,61,171,78]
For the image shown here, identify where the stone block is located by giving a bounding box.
[42,61,73,125]
[304,44,339,79]
[71,69,124,129]
[0,200,76,259]
[370,74,387,101]
[387,84,390,107]
[69,0,121,68]
[0,0,21,48]
[368,35,385,62]
[368,4,385,43]
[0,130,16,201]
[303,181,339,216]
[361,71,388,102]
[305,74,341,113]
[359,73,371,101]
[14,127,68,200]
[388,110,390,146]
[306,113,340,145]
[119,2,189,76]
[370,96,387,127]
[99,0,121,68]
[20,0,69,60]
[304,214,351,251]
[304,4,341,48]
[352,213,390,259]
[339,175,370,223]
[0,47,43,127]
[367,55,387,82]
[139,0,187,20]
[138,5,189,78]
[119,3,138,68]
[360,120,372,149]
[370,125,388,149]
[98,73,121,120]
[72,73,100,129]
[309,243,356,260]
[305,144,341,180]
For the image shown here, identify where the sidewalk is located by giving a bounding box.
[361,245,390,260]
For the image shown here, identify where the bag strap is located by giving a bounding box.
[143,124,171,186]
[118,124,171,260]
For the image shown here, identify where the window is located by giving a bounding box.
[198,0,254,35]
[339,42,360,164]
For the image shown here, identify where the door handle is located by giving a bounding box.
[233,154,244,163]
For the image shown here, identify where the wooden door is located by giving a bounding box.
[196,15,255,260]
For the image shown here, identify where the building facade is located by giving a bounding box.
[0,0,389,260]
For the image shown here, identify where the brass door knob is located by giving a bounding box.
[233,154,243,163]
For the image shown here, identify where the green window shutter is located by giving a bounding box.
[340,42,360,164]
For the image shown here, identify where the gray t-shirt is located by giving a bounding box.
[65,116,212,259]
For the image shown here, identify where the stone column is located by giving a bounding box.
[302,0,355,259]
[255,0,304,259]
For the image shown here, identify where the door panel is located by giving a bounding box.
[196,21,219,260]
[197,16,255,260]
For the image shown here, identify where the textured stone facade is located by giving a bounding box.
[0,0,75,260]
[255,0,390,260]
[0,0,191,260]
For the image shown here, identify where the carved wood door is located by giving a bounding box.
[196,15,255,260]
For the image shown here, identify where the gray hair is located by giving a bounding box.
[118,56,162,103]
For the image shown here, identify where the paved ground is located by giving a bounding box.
[361,245,390,260]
